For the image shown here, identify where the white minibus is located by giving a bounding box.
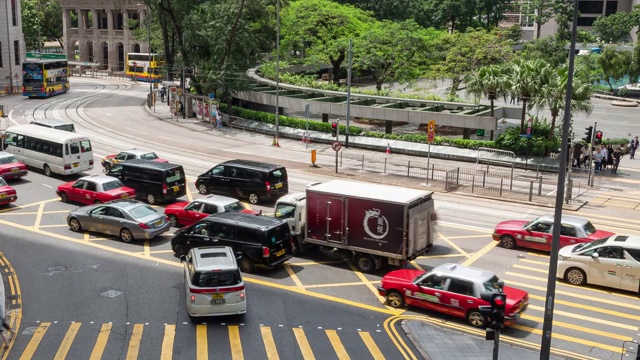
[1,124,94,176]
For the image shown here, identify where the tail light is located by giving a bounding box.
[165,216,169,222]
[190,295,195,304]
[240,292,245,301]
[64,164,71,170]
[138,223,150,229]
[262,246,270,257]
[21,87,25,92]
[265,181,271,192]
[162,183,167,195]
[89,160,94,166]
[41,87,45,92]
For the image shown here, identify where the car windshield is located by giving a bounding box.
[0,155,17,165]
[141,152,159,160]
[265,225,290,246]
[0,178,7,186]
[482,275,501,292]
[102,180,125,191]
[224,201,245,212]
[582,221,597,236]
[165,168,184,186]
[129,204,158,219]
[574,237,610,253]
[275,203,296,220]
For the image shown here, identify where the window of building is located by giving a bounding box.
[577,17,597,26]
[578,1,604,14]
[11,0,17,26]
[14,41,20,65]
[605,1,618,16]
[0,42,3,68]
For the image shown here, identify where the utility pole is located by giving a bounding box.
[345,39,352,148]
[147,3,152,95]
[274,0,281,144]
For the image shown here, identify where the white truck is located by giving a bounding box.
[274,180,437,272]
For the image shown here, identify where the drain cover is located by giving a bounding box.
[100,290,123,298]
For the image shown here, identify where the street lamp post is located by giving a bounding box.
[37,1,41,53]
[147,4,152,95]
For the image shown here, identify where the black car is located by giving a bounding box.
[195,160,288,205]
[171,212,293,273]
[105,159,186,205]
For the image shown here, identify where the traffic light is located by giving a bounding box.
[595,131,603,145]
[583,126,593,144]
[490,292,506,330]
[331,122,338,137]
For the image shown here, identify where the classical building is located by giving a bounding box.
[57,0,151,70]
[0,0,25,93]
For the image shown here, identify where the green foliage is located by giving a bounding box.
[597,46,633,91]
[498,25,523,43]
[577,30,599,44]
[362,132,497,149]
[21,0,64,51]
[494,121,560,156]
[517,36,568,68]
[593,12,635,44]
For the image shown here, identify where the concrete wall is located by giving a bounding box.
[0,0,25,92]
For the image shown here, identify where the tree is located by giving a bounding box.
[352,20,443,91]
[593,12,635,43]
[517,35,568,68]
[597,46,632,92]
[464,65,510,140]
[21,0,64,51]
[280,0,373,83]
[508,59,551,133]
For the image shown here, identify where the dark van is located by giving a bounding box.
[171,212,293,273]
[195,160,288,205]
[105,159,186,205]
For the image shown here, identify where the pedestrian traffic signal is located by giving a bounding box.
[583,126,593,144]
[595,130,603,145]
[490,292,506,330]
[331,122,338,137]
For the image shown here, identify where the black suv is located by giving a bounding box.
[171,212,293,273]
[195,160,288,205]
[105,159,186,205]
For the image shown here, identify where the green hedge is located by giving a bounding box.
[363,132,497,149]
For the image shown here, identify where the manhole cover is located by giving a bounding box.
[47,266,66,273]
[22,326,38,335]
[100,290,123,298]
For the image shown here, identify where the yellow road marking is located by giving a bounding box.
[143,240,150,257]
[526,304,638,331]
[0,198,59,214]
[0,210,70,216]
[229,325,244,360]
[84,232,90,241]
[54,322,81,360]
[510,324,622,353]
[418,253,467,259]
[512,264,548,274]
[525,252,550,258]
[437,231,470,259]
[33,202,45,229]
[304,280,379,289]
[292,328,315,360]
[348,261,392,310]
[126,324,144,360]
[519,314,631,341]
[0,253,21,360]
[283,264,305,289]
[288,260,344,266]
[160,324,175,360]
[447,235,489,239]
[519,258,548,266]
[409,260,424,271]
[359,332,385,360]
[526,293,640,320]
[196,324,207,360]
[437,222,492,233]
[19,322,51,360]
[242,202,252,211]
[89,323,112,360]
[582,210,640,225]
[37,224,69,228]
[383,317,416,360]
[185,182,193,202]
[260,327,279,360]
[461,240,498,267]
[326,329,350,360]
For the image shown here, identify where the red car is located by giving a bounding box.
[493,214,614,252]
[57,175,136,205]
[0,177,17,206]
[0,151,27,180]
[378,263,528,328]
[165,194,258,228]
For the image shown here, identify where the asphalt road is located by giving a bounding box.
[0,77,638,359]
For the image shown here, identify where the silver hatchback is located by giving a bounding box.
[67,199,171,242]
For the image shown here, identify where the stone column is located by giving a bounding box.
[62,9,73,60]
[77,9,85,61]
[123,11,130,53]
[91,9,98,63]
[107,10,115,71]
[139,10,148,52]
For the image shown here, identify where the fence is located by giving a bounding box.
[339,151,579,203]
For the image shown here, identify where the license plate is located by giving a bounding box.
[0,194,5,199]
[121,194,129,199]
[275,183,283,189]
[275,249,285,257]
[211,293,225,304]
[73,163,79,168]
[11,168,19,172]
[173,186,180,192]
[153,220,163,226]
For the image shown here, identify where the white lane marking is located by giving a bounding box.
[42,184,52,188]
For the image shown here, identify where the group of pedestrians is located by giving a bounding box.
[572,142,623,174]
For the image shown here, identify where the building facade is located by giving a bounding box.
[0,0,25,93]
[57,0,151,71]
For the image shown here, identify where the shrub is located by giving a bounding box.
[494,121,560,156]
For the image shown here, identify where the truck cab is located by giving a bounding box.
[274,192,306,254]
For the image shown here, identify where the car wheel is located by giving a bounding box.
[565,268,587,286]
[239,257,256,273]
[44,164,52,177]
[248,193,259,205]
[168,215,179,228]
[147,193,156,205]
[94,200,102,204]
[355,254,376,273]
[467,310,486,328]
[386,290,405,308]
[197,183,208,195]
[500,235,516,249]
[120,228,134,243]
[59,192,69,203]
[68,217,82,232]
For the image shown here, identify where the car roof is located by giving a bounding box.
[603,235,640,247]
[430,263,496,283]
[193,194,241,206]
[190,246,238,271]
[120,159,180,170]
[31,118,73,126]
[106,199,149,211]
[120,149,157,156]
[0,151,15,159]
[536,215,590,226]
[79,175,121,184]
[206,212,285,230]
[220,159,284,172]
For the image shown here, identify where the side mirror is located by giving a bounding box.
[235,252,243,260]
[179,255,186,261]
[591,252,600,259]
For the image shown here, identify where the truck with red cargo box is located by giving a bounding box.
[274,180,437,273]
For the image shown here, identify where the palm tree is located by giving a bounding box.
[464,65,509,140]
[531,66,593,140]
[508,59,551,133]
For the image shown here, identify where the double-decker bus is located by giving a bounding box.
[22,59,70,98]
[125,53,164,82]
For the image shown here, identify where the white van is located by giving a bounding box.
[557,235,640,293]
[31,118,76,132]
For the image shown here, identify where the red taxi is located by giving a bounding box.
[378,263,528,328]
[0,177,17,206]
[57,175,136,205]
[165,194,258,228]
[0,151,27,180]
[101,149,168,172]
[493,214,614,252]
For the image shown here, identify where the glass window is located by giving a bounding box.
[626,249,640,262]
[105,207,124,218]
[84,181,97,192]
[165,168,184,185]
[0,155,17,164]
[575,238,609,253]
[582,221,597,236]
[101,180,124,191]
[275,203,296,220]
[192,222,211,236]
[203,204,219,214]
[72,180,86,189]
[236,227,260,243]
[210,166,226,176]
[70,142,80,154]
[90,206,109,216]
[528,221,552,233]
[185,202,203,212]
[210,224,234,239]
[418,274,446,289]
[115,152,129,161]
[80,140,91,152]
[228,167,244,179]
[109,164,123,176]
[266,225,289,245]
[269,168,286,182]
[560,224,577,237]
[128,204,158,219]
[223,202,245,213]
[0,178,7,187]
[483,275,501,292]
[596,246,624,259]
[578,1,603,14]
[141,152,159,160]
[448,278,475,297]
[192,270,241,288]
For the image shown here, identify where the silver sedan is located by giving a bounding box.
[67,199,171,243]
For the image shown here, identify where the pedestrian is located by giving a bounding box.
[594,148,603,173]
[606,144,614,172]
[572,142,583,168]
[630,136,639,159]
[159,87,165,103]
[216,110,222,131]
[601,145,609,171]
[612,148,622,174]
[0,313,15,349]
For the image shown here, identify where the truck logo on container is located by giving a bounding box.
[363,208,389,240]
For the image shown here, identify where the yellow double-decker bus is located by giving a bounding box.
[125,53,164,82]
[22,59,70,98]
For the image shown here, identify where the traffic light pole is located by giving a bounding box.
[588,122,597,187]
[492,330,500,360]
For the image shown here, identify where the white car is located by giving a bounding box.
[557,235,640,293]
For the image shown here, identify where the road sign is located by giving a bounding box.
[209,92,215,100]
[332,141,342,152]
[427,120,436,143]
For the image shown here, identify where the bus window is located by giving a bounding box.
[70,142,80,154]
[80,140,92,153]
